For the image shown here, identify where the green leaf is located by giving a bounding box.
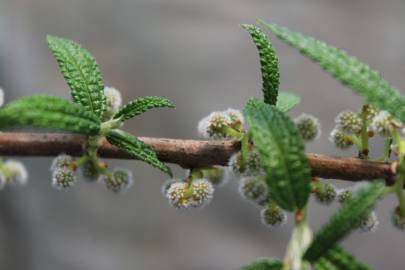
[304,182,385,263]
[276,92,300,112]
[0,95,100,134]
[241,259,283,270]
[114,96,175,121]
[47,35,106,118]
[318,246,372,270]
[244,99,311,211]
[106,129,172,176]
[313,257,339,270]
[242,24,280,105]
[260,21,405,123]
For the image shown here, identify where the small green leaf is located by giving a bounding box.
[276,92,300,112]
[47,35,106,118]
[242,24,280,105]
[114,96,175,121]
[318,246,372,270]
[260,21,405,123]
[0,95,100,134]
[106,129,172,176]
[313,257,338,270]
[244,99,311,211]
[241,259,283,270]
[304,182,385,263]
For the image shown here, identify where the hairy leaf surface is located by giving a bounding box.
[313,258,338,270]
[316,246,371,270]
[244,99,311,211]
[47,35,106,118]
[242,24,280,105]
[304,182,385,262]
[114,96,175,121]
[106,130,172,176]
[261,21,405,123]
[241,259,283,270]
[276,92,300,112]
[0,95,100,134]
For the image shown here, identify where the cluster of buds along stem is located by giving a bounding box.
[294,113,321,142]
[164,175,214,209]
[197,108,245,139]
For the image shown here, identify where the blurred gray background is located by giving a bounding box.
[0,0,404,269]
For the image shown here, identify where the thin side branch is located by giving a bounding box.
[0,133,397,184]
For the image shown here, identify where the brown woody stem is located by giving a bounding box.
[0,132,398,185]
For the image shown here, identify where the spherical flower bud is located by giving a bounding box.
[370,111,401,137]
[229,150,263,177]
[260,203,287,228]
[190,178,214,208]
[335,111,362,134]
[51,154,74,171]
[361,104,378,121]
[197,112,230,139]
[239,176,269,205]
[329,129,353,149]
[337,188,353,204]
[204,166,228,186]
[0,87,4,107]
[392,207,405,231]
[294,113,321,141]
[225,108,244,130]
[52,168,76,190]
[166,181,191,209]
[4,160,28,186]
[358,211,379,233]
[81,161,100,181]
[103,86,122,120]
[314,183,337,205]
[104,168,133,193]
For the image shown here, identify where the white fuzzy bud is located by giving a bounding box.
[239,176,269,205]
[103,87,122,120]
[166,181,191,209]
[50,154,74,171]
[294,113,321,141]
[358,211,379,233]
[314,183,337,205]
[52,168,76,190]
[370,111,401,137]
[225,108,244,128]
[329,129,353,149]
[190,178,214,208]
[260,203,287,228]
[335,111,362,134]
[104,168,133,193]
[4,160,28,186]
[229,150,263,177]
[197,112,230,139]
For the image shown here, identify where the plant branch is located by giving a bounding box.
[0,132,398,185]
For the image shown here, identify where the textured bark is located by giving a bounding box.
[0,132,397,184]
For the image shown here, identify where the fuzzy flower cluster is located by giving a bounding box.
[50,154,134,193]
[313,182,337,205]
[260,202,287,228]
[294,113,321,142]
[102,168,133,193]
[0,160,28,189]
[164,178,214,209]
[369,110,401,137]
[239,176,269,206]
[102,86,122,120]
[197,108,244,139]
[50,154,77,191]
